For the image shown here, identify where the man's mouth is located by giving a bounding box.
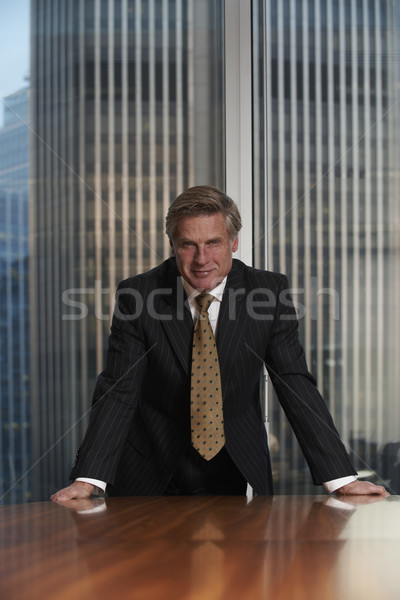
[192,269,214,277]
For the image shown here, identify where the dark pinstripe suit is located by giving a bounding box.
[70,257,356,495]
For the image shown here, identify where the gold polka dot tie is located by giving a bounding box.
[190,293,225,460]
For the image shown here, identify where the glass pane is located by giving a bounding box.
[0,1,31,504]
[0,0,225,503]
[253,0,400,494]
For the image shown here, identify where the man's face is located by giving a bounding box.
[170,212,239,292]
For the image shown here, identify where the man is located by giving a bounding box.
[51,186,387,501]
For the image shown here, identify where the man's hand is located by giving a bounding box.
[336,480,389,497]
[50,481,94,502]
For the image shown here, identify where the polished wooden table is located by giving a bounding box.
[0,495,399,599]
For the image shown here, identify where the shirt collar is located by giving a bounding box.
[181,276,227,303]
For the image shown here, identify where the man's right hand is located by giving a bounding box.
[50,481,94,502]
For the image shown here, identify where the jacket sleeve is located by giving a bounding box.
[70,280,151,484]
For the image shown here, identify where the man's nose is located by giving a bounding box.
[194,245,208,264]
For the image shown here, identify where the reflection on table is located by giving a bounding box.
[0,494,399,599]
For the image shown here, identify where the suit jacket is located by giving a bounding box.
[70,258,356,495]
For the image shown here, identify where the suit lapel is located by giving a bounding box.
[157,260,194,375]
[216,260,248,382]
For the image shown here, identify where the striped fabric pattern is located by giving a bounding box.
[70,258,356,495]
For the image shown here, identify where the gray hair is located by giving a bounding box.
[166,185,242,241]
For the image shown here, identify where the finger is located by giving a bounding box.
[50,483,87,502]
[50,487,76,502]
[359,483,389,496]
[337,481,389,496]
[53,480,94,501]
[373,485,390,496]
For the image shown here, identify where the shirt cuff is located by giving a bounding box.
[324,496,357,511]
[75,477,107,494]
[323,475,358,494]
[76,499,107,514]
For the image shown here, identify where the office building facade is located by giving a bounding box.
[30,0,225,498]
[252,0,400,491]
[0,87,31,503]
[30,0,400,498]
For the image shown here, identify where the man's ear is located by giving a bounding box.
[232,236,239,253]
[169,237,175,255]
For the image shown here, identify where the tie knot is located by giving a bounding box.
[195,293,214,314]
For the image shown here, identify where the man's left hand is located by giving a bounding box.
[336,480,389,497]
